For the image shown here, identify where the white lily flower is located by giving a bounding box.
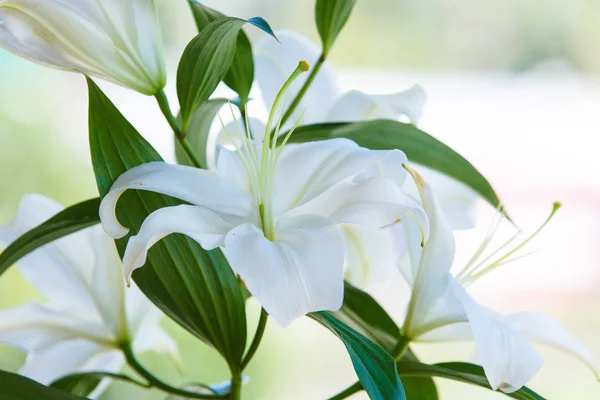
[100,62,429,327]
[239,30,476,287]
[0,194,179,397]
[253,30,427,126]
[400,170,598,392]
[0,0,165,95]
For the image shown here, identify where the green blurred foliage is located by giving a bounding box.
[192,0,600,73]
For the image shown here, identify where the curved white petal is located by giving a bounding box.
[88,227,127,339]
[19,338,120,388]
[131,305,181,370]
[288,176,428,239]
[222,217,344,327]
[324,84,427,124]
[402,174,467,336]
[406,164,478,230]
[0,302,113,351]
[0,195,98,311]
[451,282,544,392]
[99,162,253,239]
[505,312,599,379]
[0,0,164,94]
[274,138,408,213]
[122,205,237,280]
[342,224,406,287]
[254,30,341,125]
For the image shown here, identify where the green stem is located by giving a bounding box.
[279,53,325,128]
[327,382,362,400]
[121,343,224,399]
[229,371,242,400]
[154,90,204,169]
[326,336,411,400]
[241,308,269,371]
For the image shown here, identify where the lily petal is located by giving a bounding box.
[405,165,478,230]
[0,195,97,311]
[222,216,344,327]
[274,138,408,213]
[122,205,237,280]
[19,339,121,389]
[324,84,427,124]
[88,227,127,339]
[289,175,428,233]
[254,30,341,125]
[451,281,544,392]
[341,224,406,287]
[0,302,113,351]
[0,0,164,94]
[505,312,599,379]
[401,173,470,336]
[99,162,253,239]
[132,308,182,371]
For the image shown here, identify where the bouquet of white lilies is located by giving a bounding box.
[0,1,596,399]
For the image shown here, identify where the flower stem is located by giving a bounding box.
[229,371,242,400]
[121,342,224,399]
[326,336,411,400]
[241,308,269,371]
[279,53,325,128]
[154,90,204,169]
[327,382,362,400]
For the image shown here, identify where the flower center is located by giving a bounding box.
[220,61,309,241]
[455,202,561,286]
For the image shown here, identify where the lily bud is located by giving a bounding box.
[0,0,166,95]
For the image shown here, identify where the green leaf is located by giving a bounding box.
[0,370,87,400]
[0,198,100,278]
[87,78,247,370]
[337,283,438,399]
[310,311,406,400]
[175,98,227,168]
[177,16,276,129]
[396,361,546,400]
[286,120,506,217]
[187,2,254,106]
[315,0,357,55]
[50,372,146,397]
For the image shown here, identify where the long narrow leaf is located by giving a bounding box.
[87,78,247,370]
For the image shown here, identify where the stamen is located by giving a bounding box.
[461,202,561,286]
[258,61,309,241]
[218,113,259,198]
[456,207,506,280]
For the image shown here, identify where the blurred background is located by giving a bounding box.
[1,0,599,398]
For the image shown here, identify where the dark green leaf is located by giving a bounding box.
[286,120,506,217]
[50,372,147,397]
[87,78,247,370]
[310,311,406,400]
[177,16,276,129]
[187,2,254,106]
[338,283,438,398]
[175,98,227,168]
[0,198,100,278]
[397,361,546,400]
[315,0,357,55]
[0,370,87,400]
